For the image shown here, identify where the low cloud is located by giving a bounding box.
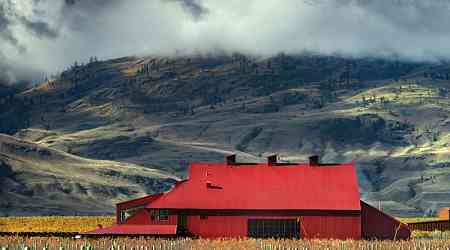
[2,0,450,84]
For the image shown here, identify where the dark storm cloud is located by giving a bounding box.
[167,0,209,20]
[0,0,58,47]
[0,2,20,49]
[64,0,76,5]
[0,0,59,83]
[0,2,26,83]
[18,16,58,39]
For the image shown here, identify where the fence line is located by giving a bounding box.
[408,220,450,231]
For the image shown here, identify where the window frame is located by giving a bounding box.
[154,209,169,221]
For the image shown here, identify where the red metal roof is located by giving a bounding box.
[84,224,177,235]
[146,162,361,211]
[117,193,163,206]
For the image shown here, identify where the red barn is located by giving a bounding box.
[86,155,410,240]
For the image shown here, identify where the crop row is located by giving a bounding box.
[1,237,450,250]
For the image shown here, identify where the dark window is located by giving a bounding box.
[150,209,169,221]
[248,219,300,238]
[119,205,145,224]
[158,209,169,221]
[200,215,208,220]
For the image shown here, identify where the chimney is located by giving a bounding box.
[267,154,277,165]
[309,155,320,166]
[226,154,236,165]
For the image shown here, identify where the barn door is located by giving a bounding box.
[177,214,188,234]
[248,219,300,238]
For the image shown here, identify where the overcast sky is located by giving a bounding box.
[2,0,450,84]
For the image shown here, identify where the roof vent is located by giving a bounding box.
[206,182,223,189]
[267,154,277,165]
[309,155,320,166]
[226,154,236,165]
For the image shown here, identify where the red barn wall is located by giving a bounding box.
[151,213,178,225]
[124,209,178,225]
[122,209,361,239]
[123,209,152,224]
[187,215,247,238]
[186,213,361,239]
[301,215,361,239]
[361,201,410,240]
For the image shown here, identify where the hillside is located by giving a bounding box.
[1,54,449,216]
[0,134,177,215]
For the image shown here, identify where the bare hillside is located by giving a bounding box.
[1,54,450,216]
[0,134,177,215]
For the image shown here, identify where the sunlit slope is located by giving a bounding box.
[0,134,177,215]
[1,54,449,216]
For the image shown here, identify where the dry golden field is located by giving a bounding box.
[0,216,115,233]
[0,237,449,250]
[0,216,449,250]
[0,216,439,233]
[398,217,446,223]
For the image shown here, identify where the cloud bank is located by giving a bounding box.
[1,0,450,84]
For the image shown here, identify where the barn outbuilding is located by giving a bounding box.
[86,155,410,239]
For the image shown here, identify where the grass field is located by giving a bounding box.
[413,230,450,239]
[398,217,447,223]
[0,216,449,250]
[0,216,443,234]
[0,237,450,250]
[0,216,115,233]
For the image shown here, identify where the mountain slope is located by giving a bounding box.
[1,54,450,216]
[0,134,177,215]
